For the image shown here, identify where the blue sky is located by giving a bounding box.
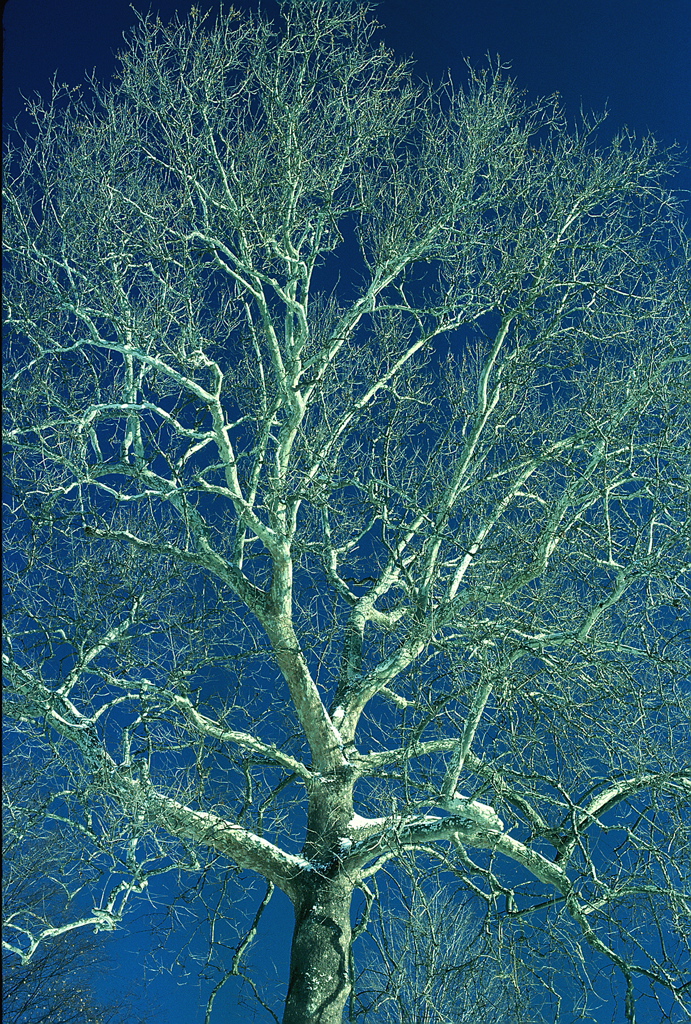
[3,1,690,1021]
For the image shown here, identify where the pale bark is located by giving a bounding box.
[284,875,354,1024]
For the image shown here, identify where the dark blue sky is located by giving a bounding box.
[3,1,690,1022]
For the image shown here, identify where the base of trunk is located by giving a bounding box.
[282,873,353,1024]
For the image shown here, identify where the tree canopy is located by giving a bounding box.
[3,2,690,1022]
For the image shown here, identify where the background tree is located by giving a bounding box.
[2,747,158,1024]
[3,2,690,1022]
[351,863,542,1023]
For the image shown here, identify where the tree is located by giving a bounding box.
[2,746,157,1024]
[3,2,690,1021]
[351,865,542,1023]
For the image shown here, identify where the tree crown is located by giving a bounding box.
[3,3,690,1021]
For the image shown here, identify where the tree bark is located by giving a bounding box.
[283,872,353,1024]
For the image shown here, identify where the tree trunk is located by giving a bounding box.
[283,872,353,1024]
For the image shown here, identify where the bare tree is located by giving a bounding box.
[2,749,157,1024]
[3,2,690,1022]
[351,863,542,1023]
